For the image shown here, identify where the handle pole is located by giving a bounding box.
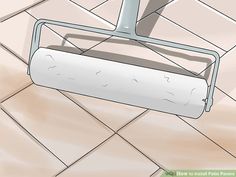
[115,0,140,35]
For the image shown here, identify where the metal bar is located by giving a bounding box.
[115,0,140,35]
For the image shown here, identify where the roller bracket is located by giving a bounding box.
[29,0,220,117]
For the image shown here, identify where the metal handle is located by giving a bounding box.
[115,0,140,35]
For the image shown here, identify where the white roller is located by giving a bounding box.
[29,48,208,118]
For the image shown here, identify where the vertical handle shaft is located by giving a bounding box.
[115,0,140,35]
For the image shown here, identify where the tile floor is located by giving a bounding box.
[0,0,236,176]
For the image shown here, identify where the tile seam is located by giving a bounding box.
[117,134,167,171]
[216,86,236,102]
[155,12,227,52]
[0,83,33,103]
[150,168,164,177]
[178,115,236,159]
[137,0,176,22]
[55,133,116,176]
[90,0,109,11]
[80,35,113,54]
[0,106,68,167]
[138,41,198,76]
[198,0,236,23]
[25,11,84,53]
[1,43,28,65]
[197,43,236,76]
[56,92,162,175]
[59,91,115,132]
[0,0,48,23]
[68,0,115,27]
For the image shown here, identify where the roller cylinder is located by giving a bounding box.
[29,48,208,118]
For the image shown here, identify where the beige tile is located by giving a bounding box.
[137,13,224,76]
[137,13,224,55]
[83,36,195,78]
[40,25,83,55]
[27,0,113,29]
[0,12,36,62]
[157,0,236,51]
[0,47,31,101]
[67,93,145,131]
[200,0,236,21]
[0,0,43,22]
[2,85,112,165]
[58,135,158,177]
[72,0,108,10]
[92,0,172,25]
[120,111,236,169]
[0,109,65,177]
[92,0,121,24]
[27,0,114,51]
[0,12,80,63]
[138,0,173,20]
[182,88,236,157]
[215,46,236,99]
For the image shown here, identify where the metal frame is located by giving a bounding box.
[28,0,220,112]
